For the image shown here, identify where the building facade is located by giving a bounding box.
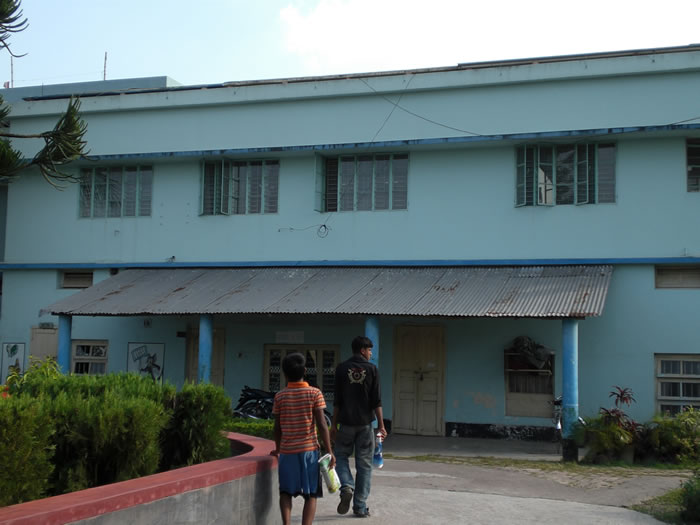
[1,46,700,442]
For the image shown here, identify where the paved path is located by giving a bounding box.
[286,436,687,524]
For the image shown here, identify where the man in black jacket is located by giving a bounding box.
[330,336,387,518]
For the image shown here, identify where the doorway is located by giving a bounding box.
[392,325,445,436]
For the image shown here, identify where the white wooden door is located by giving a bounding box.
[393,325,445,436]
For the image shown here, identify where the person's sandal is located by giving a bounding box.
[337,489,353,514]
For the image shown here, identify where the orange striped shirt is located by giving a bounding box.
[272,382,326,454]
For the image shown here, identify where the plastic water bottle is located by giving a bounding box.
[372,432,384,469]
[318,453,340,493]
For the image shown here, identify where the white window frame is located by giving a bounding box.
[655,354,700,415]
[200,159,279,216]
[504,348,554,417]
[80,166,153,218]
[321,153,408,212]
[515,143,615,206]
[263,344,340,405]
[72,340,108,375]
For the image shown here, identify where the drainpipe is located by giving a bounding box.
[561,318,579,462]
[198,314,213,383]
[57,314,72,373]
[365,316,379,367]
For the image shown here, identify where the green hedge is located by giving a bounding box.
[227,417,275,440]
[0,363,233,506]
[0,396,54,506]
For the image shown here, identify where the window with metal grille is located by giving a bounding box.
[655,266,700,289]
[201,160,279,215]
[263,344,339,405]
[80,166,152,218]
[656,354,700,415]
[60,270,93,289]
[688,139,700,192]
[516,144,615,206]
[320,154,408,212]
[72,340,108,375]
[504,348,554,417]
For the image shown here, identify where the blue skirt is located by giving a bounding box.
[278,449,323,498]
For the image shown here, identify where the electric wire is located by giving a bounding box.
[369,74,415,144]
[358,77,484,137]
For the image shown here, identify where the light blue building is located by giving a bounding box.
[1,46,699,450]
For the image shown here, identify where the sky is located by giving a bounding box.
[1,0,700,88]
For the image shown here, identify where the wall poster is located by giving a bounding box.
[2,343,26,385]
[127,343,165,381]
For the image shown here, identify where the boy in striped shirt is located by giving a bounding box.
[271,352,335,525]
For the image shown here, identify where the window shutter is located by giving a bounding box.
[314,155,325,212]
[264,161,279,214]
[687,139,700,192]
[219,161,231,215]
[575,144,590,205]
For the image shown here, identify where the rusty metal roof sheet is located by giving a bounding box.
[42,265,613,318]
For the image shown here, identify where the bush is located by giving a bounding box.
[681,470,700,522]
[160,382,232,470]
[636,409,700,464]
[0,395,54,506]
[48,390,167,494]
[227,417,275,440]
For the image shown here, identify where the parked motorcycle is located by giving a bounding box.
[233,385,332,428]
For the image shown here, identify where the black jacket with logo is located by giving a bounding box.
[334,354,382,426]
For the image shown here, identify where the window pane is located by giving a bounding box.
[123,167,137,217]
[555,145,574,205]
[268,350,282,392]
[356,156,373,210]
[391,154,408,210]
[233,163,247,215]
[108,167,122,217]
[576,145,589,204]
[660,382,681,397]
[79,170,92,217]
[684,361,700,376]
[264,161,279,214]
[660,404,681,415]
[374,155,390,210]
[661,360,681,374]
[93,168,107,217]
[597,144,616,203]
[202,163,216,215]
[90,362,106,374]
[76,345,91,357]
[139,166,153,216]
[524,147,535,206]
[339,157,355,211]
[248,162,263,214]
[74,362,89,374]
[305,350,318,388]
[687,140,700,192]
[324,158,338,212]
[682,383,700,398]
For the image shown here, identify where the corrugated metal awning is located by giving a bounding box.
[42,266,612,318]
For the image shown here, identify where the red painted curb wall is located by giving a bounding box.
[0,433,277,525]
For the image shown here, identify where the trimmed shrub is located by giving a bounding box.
[0,395,54,506]
[160,382,232,470]
[227,417,275,440]
[49,390,167,494]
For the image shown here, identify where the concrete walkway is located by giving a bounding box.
[288,435,685,524]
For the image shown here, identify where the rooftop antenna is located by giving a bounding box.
[103,52,107,80]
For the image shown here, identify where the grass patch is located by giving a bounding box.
[631,488,686,525]
[383,453,692,476]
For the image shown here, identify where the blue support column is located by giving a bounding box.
[365,316,379,367]
[57,315,72,374]
[198,314,213,383]
[562,318,580,461]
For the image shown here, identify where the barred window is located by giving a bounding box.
[80,166,152,218]
[321,154,408,212]
[201,160,279,215]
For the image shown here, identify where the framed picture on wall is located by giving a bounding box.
[2,343,26,384]
[127,343,165,381]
